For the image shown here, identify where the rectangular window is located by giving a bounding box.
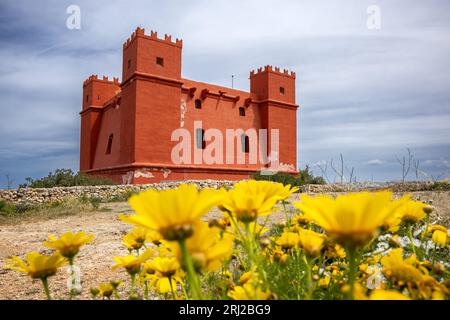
[106,134,114,154]
[239,107,245,116]
[86,95,89,102]
[127,59,131,69]
[279,86,285,94]
[241,134,249,153]
[156,57,164,67]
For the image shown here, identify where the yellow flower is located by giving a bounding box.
[431,230,448,247]
[292,213,312,226]
[427,224,447,234]
[228,283,271,300]
[147,256,183,294]
[43,231,93,260]
[318,276,331,287]
[297,229,325,257]
[324,243,346,259]
[96,281,122,299]
[276,232,300,249]
[263,182,299,201]
[381,248,423,286]
[359,263,369,274]
[169,222,234,272]
[294,191,406,247]
[123,227,161,251]
[398,199,427,224]
[382,198,409,233]
[148,256,180,277]
[272,247,289,264]
[369,289,410,300]
[238,268,259,285]
[120,184,223,241]
[112,249,153,275]
[220,180,284,223]
[4,252,66,279]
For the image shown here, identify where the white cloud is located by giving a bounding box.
[365,159,386,166]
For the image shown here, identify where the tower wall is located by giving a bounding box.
[250,66,298,171]
[80,76,120,170]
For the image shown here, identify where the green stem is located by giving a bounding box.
[168,275,177,300]
[244,223,269,286]
[144,281,149,300]
[130,274,136,297]
[282,201,290,226]
[178,239,202,300]
[346,247,358,300]
[244,223,255,265]
[408,225,417,256]
[41,277,52,300]
[303,255,313,300]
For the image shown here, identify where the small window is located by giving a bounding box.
[97,95,100,100]
[196,128,206,149]
[106,134,113,154]
[241,134,249,153]
[86,95,89,102]
[156,57,164,67]
[127,59,131,69]
[195,99,202,109]
[279,86,285,94]
[239,107,245,116]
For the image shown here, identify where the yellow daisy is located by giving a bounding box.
[4,252,66,279]
[294,191,407,247]
[43,231,93,260]
[120,184,223,241]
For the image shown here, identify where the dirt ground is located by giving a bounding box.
[0,191,449,300]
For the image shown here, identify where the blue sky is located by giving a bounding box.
[0,0,449,187]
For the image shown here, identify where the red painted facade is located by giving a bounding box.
[80,28,298,184]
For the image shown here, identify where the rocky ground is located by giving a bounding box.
[0,191,449,300]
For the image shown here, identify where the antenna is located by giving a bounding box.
[231,75,234,89]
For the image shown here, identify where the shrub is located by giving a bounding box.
[19,169,114,188]
[0,200,16,215]
[252,165,325,187]
[430,180,450,191]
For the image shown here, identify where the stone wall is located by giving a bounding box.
[0,180,447,205]
[0,180,235,204]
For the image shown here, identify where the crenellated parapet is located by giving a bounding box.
[123,27,182,49]
[83,74,120,87]
[250,65,296,79]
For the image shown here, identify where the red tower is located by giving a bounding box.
[80,27,298,184]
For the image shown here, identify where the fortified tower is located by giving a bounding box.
[120,27,184,166]
[250,66,297,170]
[80,27,299,184]
[80,75,120,170]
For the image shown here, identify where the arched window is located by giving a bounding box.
[239,107,245,116]
[106,134,113,154]
[195,99,202,109]
[241,134,249,153]
[196,128,206,149]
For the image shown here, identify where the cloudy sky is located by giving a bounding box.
[0,0,449,187]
